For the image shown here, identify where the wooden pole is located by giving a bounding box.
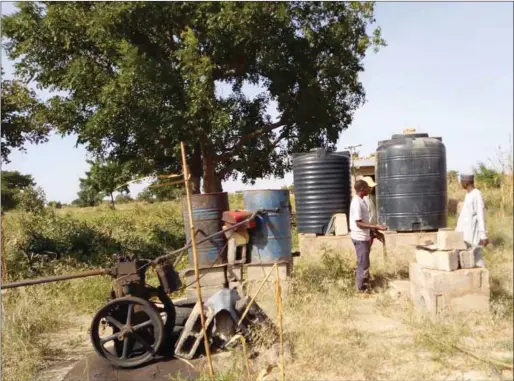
[274,265,285,381]
[240,335,251,378]
[180,142,214,378]
[1,212,7,284]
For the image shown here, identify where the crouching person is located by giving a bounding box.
[350,180,388,293]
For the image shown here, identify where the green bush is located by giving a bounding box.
[4,203,186,280]
[474,162,502,189]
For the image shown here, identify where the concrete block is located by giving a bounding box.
[437,229,467,250]
[334,214,349,236]
[226,265,243,282]
[415,249,459,271]
[409,263,490,316]
[246,263,291,282]
[228,281,244,298]
[175,302,216,359]
[184,267,227,287]
[458,248,476,269]
[186,285,225,301]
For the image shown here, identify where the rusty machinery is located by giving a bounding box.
[1,211,261,369]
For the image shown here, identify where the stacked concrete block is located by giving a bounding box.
[436,228,467,250]
[415,248,459,271]
[458,247,477,269]
[409,263,490,316]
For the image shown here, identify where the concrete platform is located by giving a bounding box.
[298,231,437,263]
[409,262,490,317]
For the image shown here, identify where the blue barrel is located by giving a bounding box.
[182,193,229,267]
[243,190,292,264]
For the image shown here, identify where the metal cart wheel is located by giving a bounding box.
[90,296,164,368]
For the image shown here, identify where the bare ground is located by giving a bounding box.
[33,314,93,381]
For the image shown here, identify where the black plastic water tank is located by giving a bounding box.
[293,149,351,234]
[375,132,447,232]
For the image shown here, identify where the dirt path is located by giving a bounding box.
[33,314,93,381]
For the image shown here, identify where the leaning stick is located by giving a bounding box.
[237,263,277,326]
[180,141,214,378]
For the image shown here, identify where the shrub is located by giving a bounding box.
[14,186,46,214]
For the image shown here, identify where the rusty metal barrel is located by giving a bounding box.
[182,193,229,266]
[243,190,292,264]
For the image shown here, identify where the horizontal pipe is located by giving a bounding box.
[1,268,108,289]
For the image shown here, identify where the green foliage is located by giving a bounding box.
[0,73,51,163]
[1,170,36,211]
[290,251,355,298]
[137,179,184,203]
[3,1,385,192]
[75,160,131,207]
[4,203,186,279]
[474,162,502,189]
[47,201,63,209]
[14,186,46,214]
[115,193,133,204]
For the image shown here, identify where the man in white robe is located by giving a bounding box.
[456,174,489,267]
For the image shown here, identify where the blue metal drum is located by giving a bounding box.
[182,192,229,267]
[243,190,292,264]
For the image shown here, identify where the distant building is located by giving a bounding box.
[351,155,376,195]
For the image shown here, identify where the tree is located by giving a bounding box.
[1,71,51,163]
[75,160,130,207]
[1,170,36,211]
[86,160,131,207]
[48,200,63,208]
[3,2,385,193]
[137,179,184,202]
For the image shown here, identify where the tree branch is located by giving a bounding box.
[216,119,285,162]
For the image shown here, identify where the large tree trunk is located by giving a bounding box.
[201,143,223,193]
[189,143,202,194]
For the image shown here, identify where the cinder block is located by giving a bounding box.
[437,229,467,250]
[334,214,349,236]
[415,249,459,271]
[186,285,225,301]
[175,302,216,359]
[246,263,290,282]
[184,267,227,287]
[458,248,476,269]
[409,263,490,316]
[226,265,244,282]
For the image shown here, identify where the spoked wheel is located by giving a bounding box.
[90,296,164,368]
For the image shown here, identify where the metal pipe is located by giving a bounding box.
[1,268,108,289]
[154,209,262,265]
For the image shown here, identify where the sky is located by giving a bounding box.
[2,2,513,203]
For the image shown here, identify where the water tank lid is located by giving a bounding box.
[391,132,429,139]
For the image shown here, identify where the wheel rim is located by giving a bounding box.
[90,296,164,368]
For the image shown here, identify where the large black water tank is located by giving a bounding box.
[375,132,447,232]
[293,149,351,234]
